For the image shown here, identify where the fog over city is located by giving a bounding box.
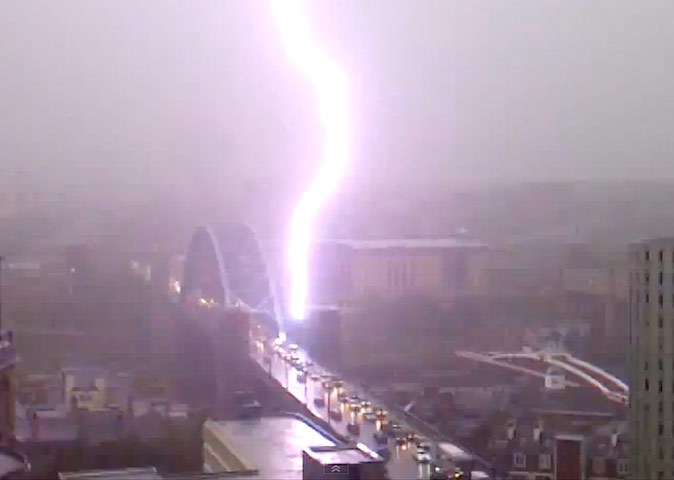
[3,0,674,205]
[2,2,674,479]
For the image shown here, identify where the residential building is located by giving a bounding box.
[486,418,629,480]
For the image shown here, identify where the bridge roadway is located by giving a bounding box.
[249,337,493,480]
[250,341,429,480]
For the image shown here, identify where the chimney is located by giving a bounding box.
[534,419,543,443]
[507,419,516,440]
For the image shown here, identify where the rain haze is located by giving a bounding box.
[0,3,673,478]
[3,1,674,204]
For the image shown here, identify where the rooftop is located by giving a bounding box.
[203,415,337,480]
[319,237,487,250]
[305,445,379,465]
[58,467,162,480]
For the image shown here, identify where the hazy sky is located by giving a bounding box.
[2,0,674,207]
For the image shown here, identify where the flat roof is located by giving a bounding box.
[305,445,377,465]
[204,415,336,480]
[58,467,161,480]
[319,238,486,250]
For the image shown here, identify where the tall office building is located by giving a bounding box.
[629,239,674,479]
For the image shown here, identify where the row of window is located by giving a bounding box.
[640,270,674,285]
[513,452,551,470]
[643,378,674,393]
[638,292,674,307]
[642,403,674,431]
[386,261,415,290]
[643,358,674,371]
[642,249,674,263]
[512,453,628,475]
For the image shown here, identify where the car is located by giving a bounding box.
[388,422,403,433]
[417,441,432,452]
[339,396,350,405]
[363,412,377,422]
[289,343,299,352]
[296,371,307,383]
[395,435,407,446]
[360,400,372,412]
[407,432,420,444]
[329,409,343,421]
[373,430,388,445]
[414,451,432,464]
[374,408,388,419]
[346,422,360,435]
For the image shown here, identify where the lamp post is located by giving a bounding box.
[326,382,332,427]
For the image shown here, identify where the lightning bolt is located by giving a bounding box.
[270,0,350,320]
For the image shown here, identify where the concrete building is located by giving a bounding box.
[310,238,486,305]
[628,238,674,480]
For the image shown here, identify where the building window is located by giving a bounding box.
[659,401,663,413]
[659,250,664,262]
[660,271,664,285]
[646,250,650,262]
[645,378,650,391]
[592,458,605,475]
[659,359,663,370]
[513,452,526,468]
[539,453,552,470]
[617,459,628,475]
[659,316,664,328]
[659,424,664,436]
[659,293,663,306]
[659,380,663,392]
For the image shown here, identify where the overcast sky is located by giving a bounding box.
[2,0,674,208]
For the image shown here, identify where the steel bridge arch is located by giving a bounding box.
[181,223,282,332]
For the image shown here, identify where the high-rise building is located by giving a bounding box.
[629,238,674,480]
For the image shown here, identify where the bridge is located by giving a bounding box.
[176,223,495,480]
[455,349,628,405]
